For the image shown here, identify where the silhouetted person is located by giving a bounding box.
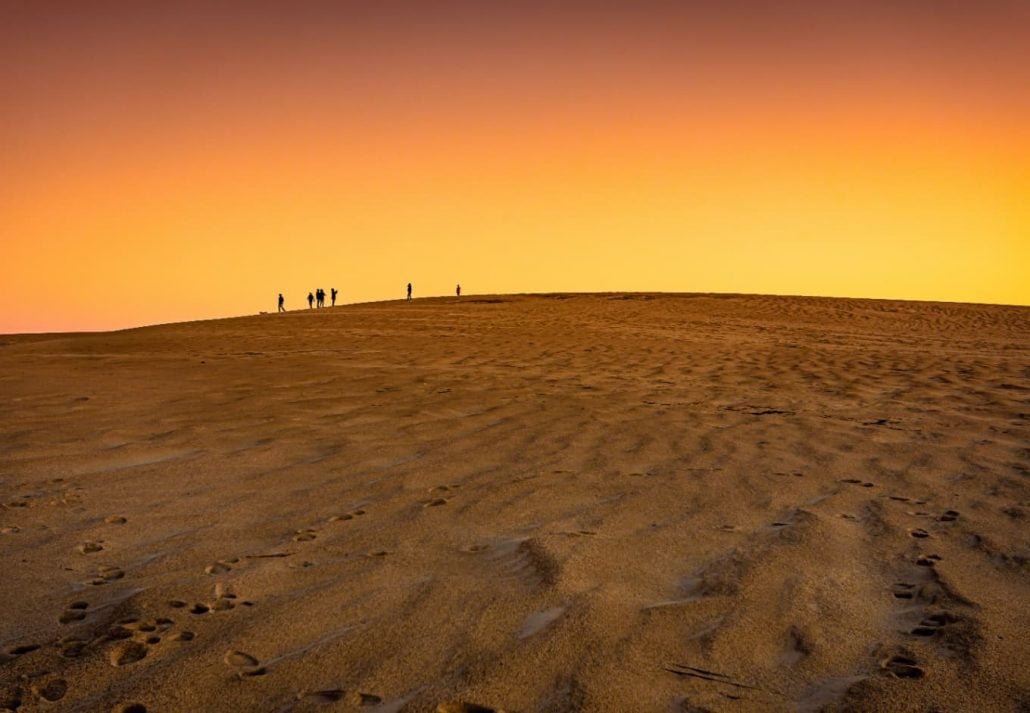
[456,283,461,297]
[307,292,314,309]
[407,283,412,301]
[331,288,337,306]
[317,288,324,308]
[278,293,285,312]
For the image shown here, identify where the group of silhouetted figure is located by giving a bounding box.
[303,288,336,309]
[276,283,461,313]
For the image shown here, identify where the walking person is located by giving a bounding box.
[331,288,337,307]
[278,293,285,312]
[456,283,461,298]
[307,292,314,309]
[406,282,412,301]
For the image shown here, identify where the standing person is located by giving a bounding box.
[307,292,314,309]
[331,288,337,306]
[456,283,461,298]
[406,283,412,301]
[278,293,285,312]
[316,288,323,308]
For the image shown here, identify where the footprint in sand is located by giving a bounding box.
[909,528,930,538]
[31,678,68,702]
[224,650,258,666]
[121,617,176,639]
[59,601,90,624]
[298,691,379,706]
[910,612,959,637]
[299,689,346,704]
[60,636,88,658]
[113,704,147,713]
[3,643,40,658]
[110,640,148,666]
[422,498,450,507]
[293,529,317,542]
[939,510,960,522]
[210,598,236,611]
[224,649,266,677]
[92,565,125,585]
[0,686,25,710]
[436,703,497,713]
[1,525,20,534]
[105,515,127,524]
[77,541,104,554]
[881,653,924,679]
[107,624,133,641]
[840,478,875,488]
[190,584,239,614]
[915,554,942,567]
[213,585,238,605]
[205,561,233,574]
[328,508,366,522]
[891,583,917,600]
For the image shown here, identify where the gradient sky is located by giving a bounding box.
[3,0,1028,332]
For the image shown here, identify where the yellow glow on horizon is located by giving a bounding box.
[3,5,1028,332]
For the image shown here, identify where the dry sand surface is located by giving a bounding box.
[1,293,1028,713]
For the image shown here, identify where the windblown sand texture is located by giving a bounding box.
[1,293,1028,712]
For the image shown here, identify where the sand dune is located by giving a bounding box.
[1,293,1028,712]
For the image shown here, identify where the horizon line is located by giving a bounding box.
[5,289,1029,339]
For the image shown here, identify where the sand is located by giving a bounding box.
[0,293,1027,713]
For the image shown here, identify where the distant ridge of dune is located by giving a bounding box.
[1,293,1027,712]
[4,290,1029,339]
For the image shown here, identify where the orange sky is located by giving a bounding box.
[2,1,1028,333]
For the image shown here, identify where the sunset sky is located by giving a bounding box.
[3,0,1028,333]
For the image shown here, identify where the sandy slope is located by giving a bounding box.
[0,293,1027,713]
